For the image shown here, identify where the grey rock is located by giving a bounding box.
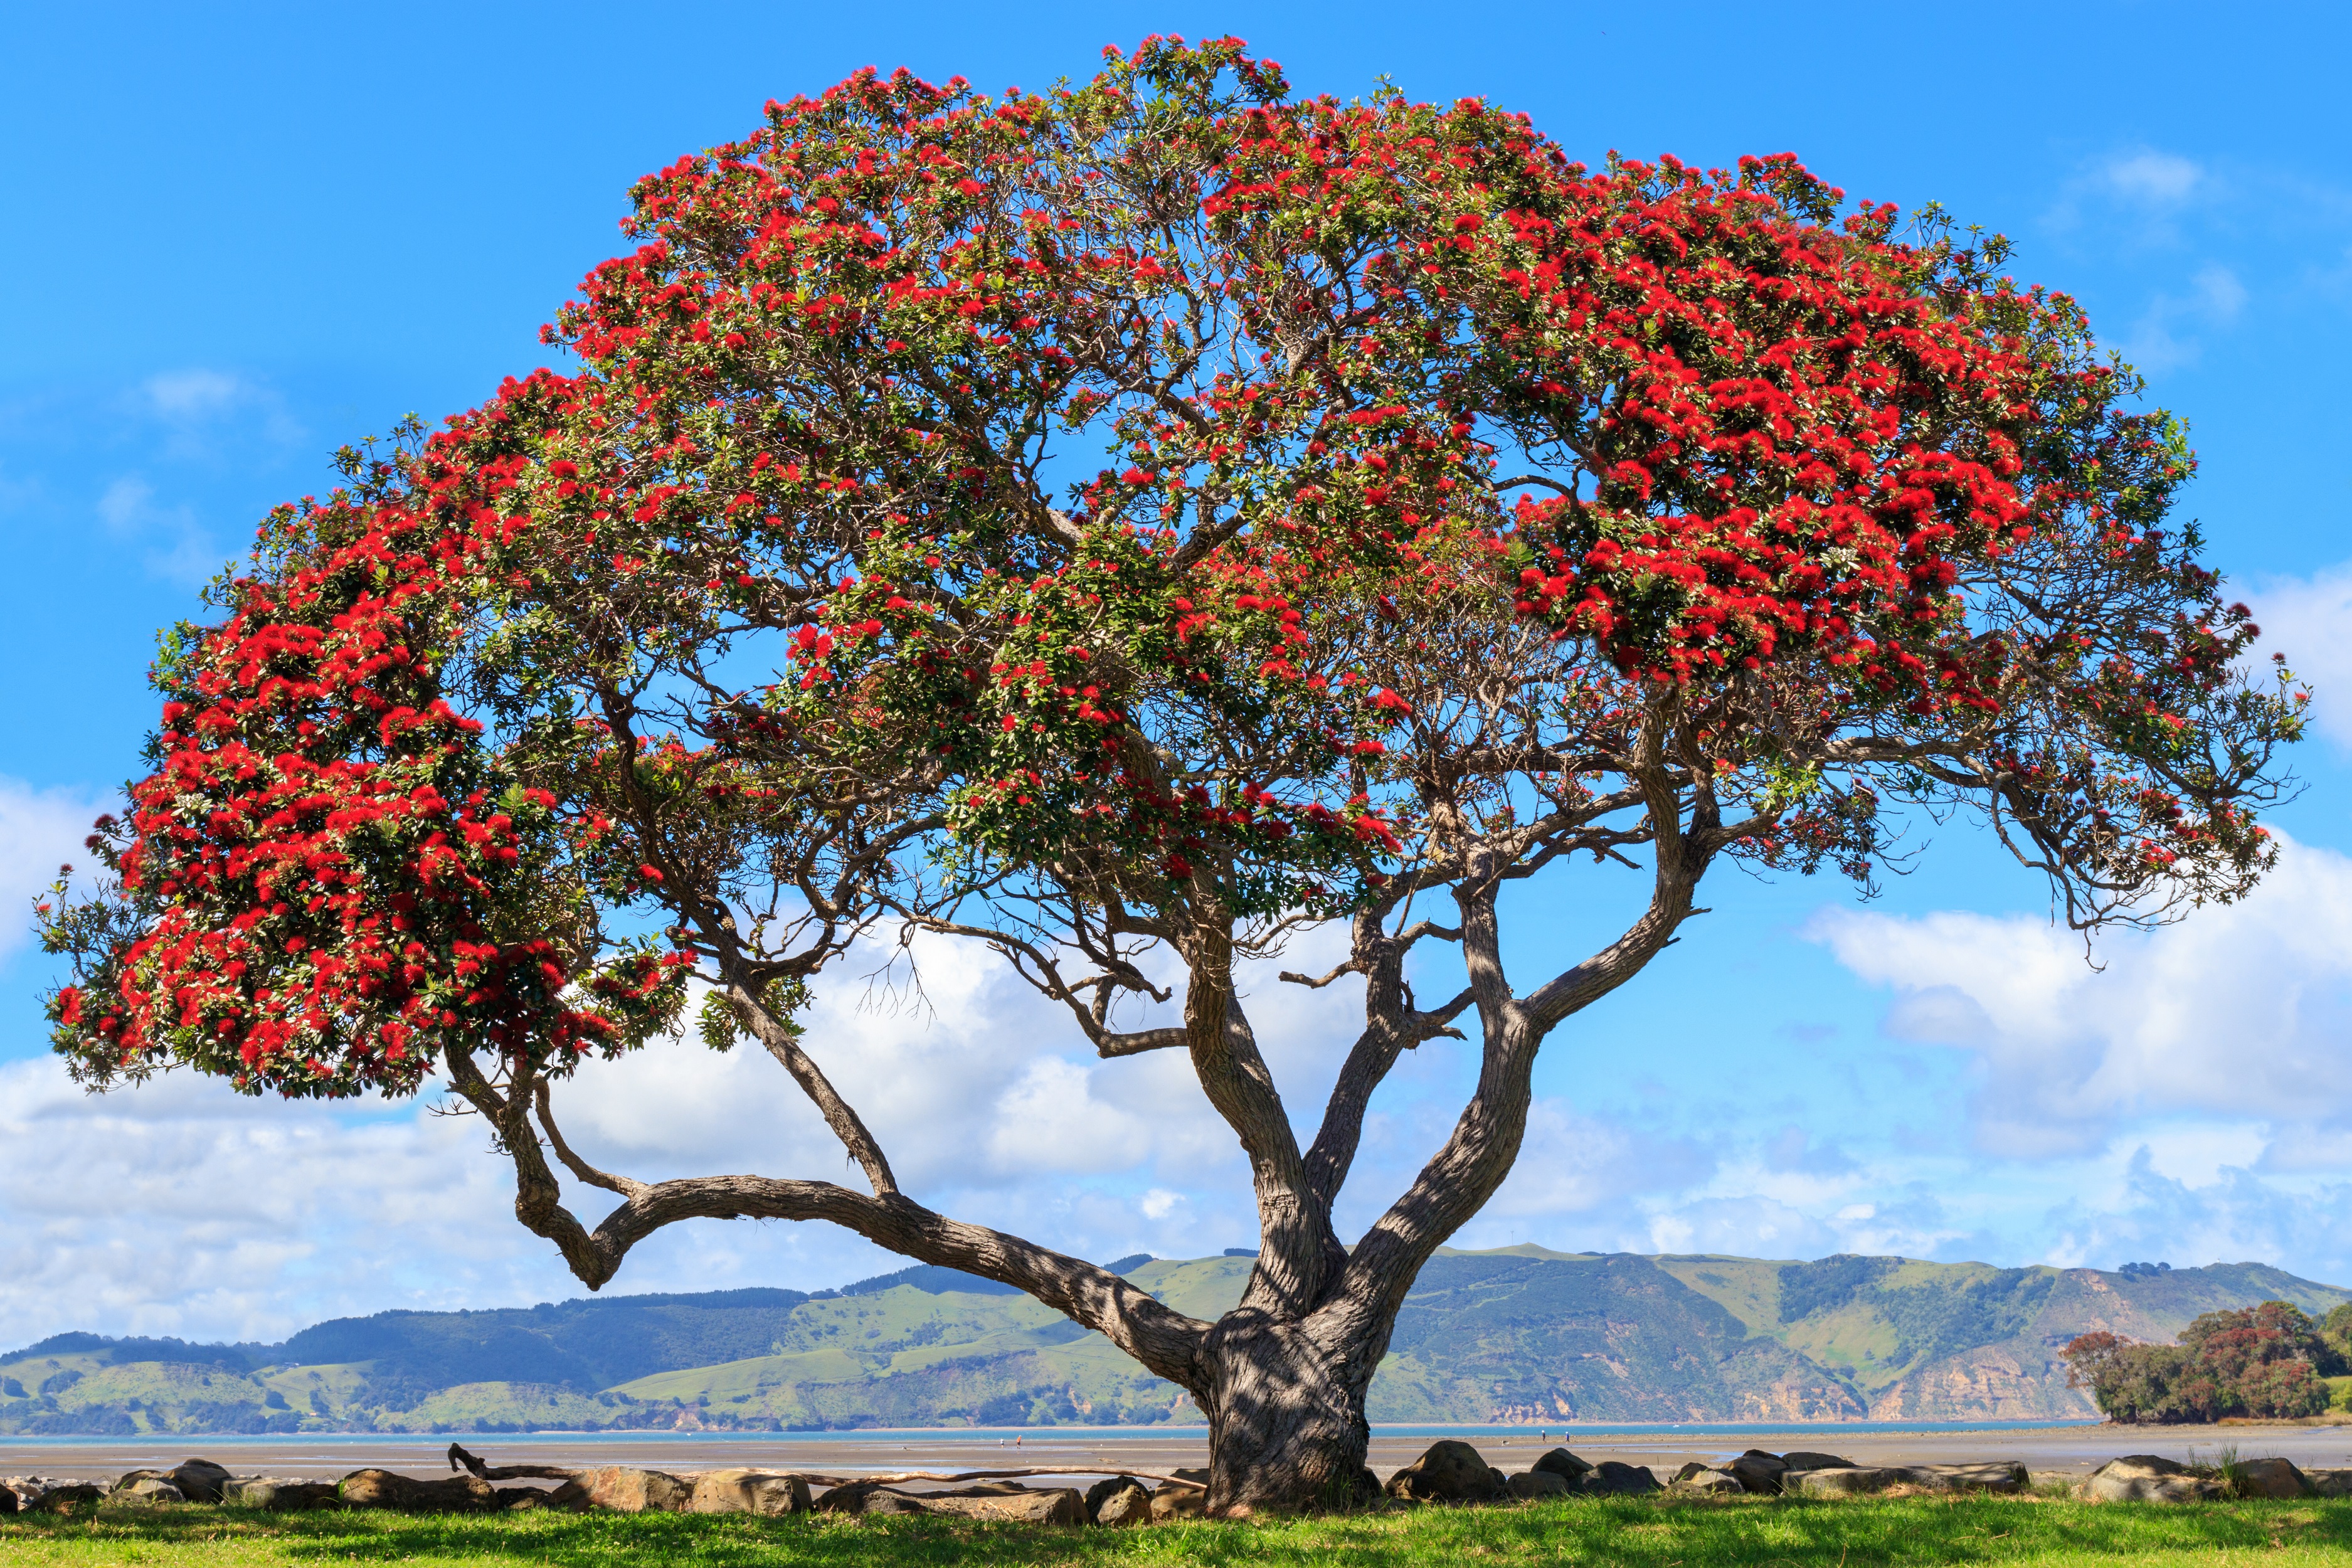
[1671,1465,1745,1495]
[1507,1470,1572,1500]
[1779,1451,1858,1473]
[1902,1463,2027,1494]
[1729,1450,1789,1494]
[2232,1458,2306,1500]
[223,1478,340,1510]
[1789,1466,1900,1497]
[337,1469,497,1512]
[171,1459,233,1503]
[574,1465,691,1513]
[686,1468,810,1516]
[2306,1467,2352,1498]
[1386,1440,1508,1503]
[2080,1455,2224,1504]
[813,1483,916,1515]
[1533,1447,1594,1483]
[1588,1461,1661,1495]
[919,1485,1084,1525]
[1149,1484,1207,1521]
[112,1476,187,1505]
[1086,1476,1152,1526]
[28,1483,104,1513]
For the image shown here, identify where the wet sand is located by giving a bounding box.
[9,1422,2352,1485]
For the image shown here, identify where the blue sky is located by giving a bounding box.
[4,0,2352,1347]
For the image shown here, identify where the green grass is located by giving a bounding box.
[7,1495,2352,1565]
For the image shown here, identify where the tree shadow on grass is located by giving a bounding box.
[7,1496,2352,1566]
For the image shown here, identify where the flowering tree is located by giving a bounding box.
[40,39,2302,1511]
[2063,1303,2342,1422]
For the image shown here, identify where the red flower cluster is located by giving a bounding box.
[45,433,689,1098]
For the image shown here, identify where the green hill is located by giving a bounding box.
[5,1251,2342,1434]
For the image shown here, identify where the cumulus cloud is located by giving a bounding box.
[2121,261,2249,373]
[0,776,113,962]
[1810,835,2352,1158]
[139,369,302,457]
[2104,151,2205,206]
[0,924,1365,1343]
[1480,1098,1714,1221]
[95,473,222,586]
[2247,564,2352,748]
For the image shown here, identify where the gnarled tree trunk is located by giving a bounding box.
[1200,1312,1377,1513]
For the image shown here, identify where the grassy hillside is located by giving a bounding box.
[6,1251,2344,1433]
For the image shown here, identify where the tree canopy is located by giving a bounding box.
[38,37,2303,1509]
[2063,1303,2351,1423]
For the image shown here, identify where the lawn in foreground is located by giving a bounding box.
[5,1495,2352,1567]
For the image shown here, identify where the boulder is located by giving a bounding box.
[0,1483,15,1515]
[1729,1451,1789,1495]
[112,1476,188,1505]
[2080,1455,2223,1504]
[28,1483,104,1513]
[1903,1463,2026,1495]
[1671,1465,1745,1495]
[919,1485,1084,1525]
[337,1470,497,1512]
[686,1468,810,1516]
[1587,1461,1661,1495]
[2232,1458,2306,1500]
[1086,1476,1152,1525]
[1507,1470,1572,1500]
[170,1459,233,1503]
[223,1478,339,1510]
[337,1470,414,1509]
[1779,1451,1858,1473]
[1789,1467,1899,1497]
[1532,1447,1594,1484]
[1385,1439,1508,1503]
[814,1483,928,1516]
[575,1465,692,1514]
[2306,1467,2352,1498]
[1150,1484,1207,1522]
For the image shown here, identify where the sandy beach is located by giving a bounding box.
[8,1422,2352,1486]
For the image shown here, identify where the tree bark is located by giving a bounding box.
[1199,1311,1375,1514]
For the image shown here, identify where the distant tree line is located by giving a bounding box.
[2062,1302,2352,1422]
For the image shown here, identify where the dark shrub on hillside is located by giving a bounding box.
[2064,1301,2333,1421]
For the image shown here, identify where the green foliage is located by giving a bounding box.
[2063,1300,2334,1422]
[1775,1256,1897,1323]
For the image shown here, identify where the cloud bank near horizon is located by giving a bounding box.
[12,837,2352,1348]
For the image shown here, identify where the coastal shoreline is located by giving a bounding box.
[9,1420,2352,1485]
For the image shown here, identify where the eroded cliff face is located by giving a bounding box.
[1731,1376,1869,1423]
[1865,1340,2094,1421]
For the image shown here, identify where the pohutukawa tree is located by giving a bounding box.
[39,38,2304,1512]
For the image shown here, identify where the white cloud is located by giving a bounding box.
[1480,1098,1713,1219]
[0,777,112,962]
[2122,261,2249,373]
[94,473,221,586]
[2104,151,2204,206]
[139,369,303,456]
[1810,835,2352,1158]
[144,370,245,421]
[2247,564,2352,747]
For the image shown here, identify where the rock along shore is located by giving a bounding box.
[8,1437,2352,1522]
